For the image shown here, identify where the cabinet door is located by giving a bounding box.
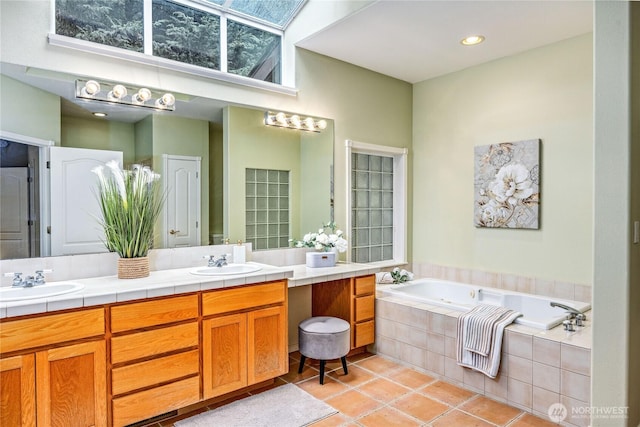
[0,354,36,427]
[248,305,288,384]
[36,340,107,427]
[202,314,247,399]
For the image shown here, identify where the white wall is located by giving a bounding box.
[592,2,639,426]
[412,34,593,286]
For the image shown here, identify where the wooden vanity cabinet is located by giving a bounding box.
[109,294,200,427]
[0,309,107,427]
[311,274,376,350]
[202,281,288,399]
[352,275,376,348]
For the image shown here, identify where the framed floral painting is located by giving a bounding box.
[474,139,540,229]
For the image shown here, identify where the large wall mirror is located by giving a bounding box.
[0,64,334,259]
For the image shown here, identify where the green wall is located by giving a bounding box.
[209,122,224,241]
[299,119,334,234]
[61,115,136,165]
[0,74,60,143]
[412,34,593,285]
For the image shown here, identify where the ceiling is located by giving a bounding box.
[296,0,593,84]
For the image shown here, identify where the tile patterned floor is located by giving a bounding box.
[153,352,560,427]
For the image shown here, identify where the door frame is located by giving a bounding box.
[162,154,202,248]
[0,130,54,257]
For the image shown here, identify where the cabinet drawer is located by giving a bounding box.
[111,322,198,364]
[112,376,199,427]
[111,294,198,333]
[0,309,104,354]
[354,295,375,321]
[354,275,375,296]
[354,320,375,348]
[112,349,199,395]
[203,281,285,316]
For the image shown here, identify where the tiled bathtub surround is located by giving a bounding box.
[410,262,592,304]
[374,295,592,427]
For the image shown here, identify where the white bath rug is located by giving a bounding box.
[175,383,337,427]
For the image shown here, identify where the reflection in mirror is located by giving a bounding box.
[224,106,334,250]
[0,71,334,258]
[0,140,42,259]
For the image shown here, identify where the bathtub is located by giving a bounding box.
[378,278,590,330]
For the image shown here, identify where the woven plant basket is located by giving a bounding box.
[117,256,150,279]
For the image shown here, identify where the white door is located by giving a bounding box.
[0,168,30,259]
[164,155,201,248]
[49,146,123,256]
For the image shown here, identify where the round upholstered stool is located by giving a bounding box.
[298,316,350,385]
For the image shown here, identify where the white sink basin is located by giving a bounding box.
[190,263,263,276]
[0,282,85,302]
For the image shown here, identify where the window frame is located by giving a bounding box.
[345,139,408,265]
[49,0,294,95]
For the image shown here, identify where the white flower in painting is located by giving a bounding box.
[490,163,533,205]
[479,199,509,226]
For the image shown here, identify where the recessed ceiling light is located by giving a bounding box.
[461,35,485,46]
[92,112,107,117]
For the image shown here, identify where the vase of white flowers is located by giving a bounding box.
[92,161,164,279]
[290,222,348,268]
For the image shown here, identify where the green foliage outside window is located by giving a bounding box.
[227,20,281,84]
[56,0,144,52]
[152,0,220,70]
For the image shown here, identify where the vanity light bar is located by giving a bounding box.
[264,111,327,132]
[75,79,176,112]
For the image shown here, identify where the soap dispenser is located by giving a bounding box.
[233,240,246,264]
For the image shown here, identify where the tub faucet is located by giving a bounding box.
[550,301,585,320]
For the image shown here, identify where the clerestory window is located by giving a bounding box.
[54,0,303,85]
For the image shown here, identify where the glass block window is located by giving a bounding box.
[152,0,220,70]
[227,20,281,84]
[245,168,289,250]
[55,0,144,52]
[351,153,394,263]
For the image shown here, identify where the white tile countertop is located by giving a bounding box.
[0,261,387,319]
[0,262,293,318]
[286,262,382,287]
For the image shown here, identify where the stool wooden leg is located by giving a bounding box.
[298,355,306,373]
[341,356,348,375]
[319,360,326,385]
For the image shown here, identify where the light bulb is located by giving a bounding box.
[304,117,315,130]
[265,114,275,125]
[107,84,127,100]
[132,88,152,104]
[317,119,327,130]
[461,35,485,46]
[275,112,287,125]
[290,115,301,127]
[160,93,175,107]
[82,80,101,97]
[155,93,175,109]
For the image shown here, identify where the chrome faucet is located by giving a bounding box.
[4,269,52,288]
[550,301,583,318]
[204,254,228,268]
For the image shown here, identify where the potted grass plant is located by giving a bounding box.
[92,161,164,279]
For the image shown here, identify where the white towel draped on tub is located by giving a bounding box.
[456,304,522,378]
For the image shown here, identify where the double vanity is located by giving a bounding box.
[0,260,381,427]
